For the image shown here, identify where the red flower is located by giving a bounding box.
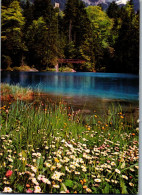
[26,189,33,193]
[5,170,13,177]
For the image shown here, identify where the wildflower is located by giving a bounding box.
[83,179,86,183]
[82,167,87,172]
[83,185,87,189]
[44,162,51,167]
[130,168,135,172]
[121,161,125,169]
[3,187,12,193]
[31,178,39,185]
[111,179,118,184]
[75,171,80,175]
[65,166,71,173]
[3,181,10,184]
[34,186,41,193]
[57,163,62,168]
[42,178,51,185]
[122,175,128,180]
[80,180,84,185]
[54,158,59,163]
[51,171,64,181]
[129,182,134,186]
[8,158,13,162]
[111,162,116,166]
[94,179,101,182]
[86,188,92,192]
[5,170,13,177]
[70,164,76,170]
[105,178,110,182]
[31,166,37,173]
[26,184,30,188]
[115,169,121,174]
[37,175,44,181]
[131,133,135,136]
[26,189,33,193]
[51,166,56,171]
[53,184,60,188]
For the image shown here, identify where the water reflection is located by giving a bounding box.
[1,71,139,101]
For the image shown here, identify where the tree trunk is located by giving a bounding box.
[69,20,72,42]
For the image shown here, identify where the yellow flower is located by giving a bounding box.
[83,179,86,183]
[54,158,59,163]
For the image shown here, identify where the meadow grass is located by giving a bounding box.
[0,99,139,194]
[1,83,34,101]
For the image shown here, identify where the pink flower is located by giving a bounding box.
[6,170,13,177]
[26,188,33,193]
[66,190,70,193]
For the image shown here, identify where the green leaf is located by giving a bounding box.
[17,184,24,192]
[102,183,109,193]
[64,179,74,187]
[120,178,128,194]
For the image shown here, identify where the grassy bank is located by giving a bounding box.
[0,97,139,193]
[3,65,38,72]
[1,84,34,101]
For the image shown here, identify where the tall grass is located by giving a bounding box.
[1,84,34,101]
[0,100,139,194]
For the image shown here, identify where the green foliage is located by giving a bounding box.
[86,6,113,48]
[64,180,74,188]
[1,0,139,73]
[114,1,139,73]
[1,0,26,68]
[25,17,49,70]
[120,178,128,194]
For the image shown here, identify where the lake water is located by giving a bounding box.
[1,71,139,119]
[1,71,139,101]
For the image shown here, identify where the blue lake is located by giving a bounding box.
[1,71,139,101]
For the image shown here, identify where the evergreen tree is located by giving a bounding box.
[2,0,15,7]
[63,0,89,48]
[114,0,139,73]
[23,0,34,30]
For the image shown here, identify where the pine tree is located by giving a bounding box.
[63,0,90,61]
[114,1,139,73]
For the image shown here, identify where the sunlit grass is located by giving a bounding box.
[1,83,34,101]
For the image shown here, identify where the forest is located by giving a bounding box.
[1,0,139,73]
